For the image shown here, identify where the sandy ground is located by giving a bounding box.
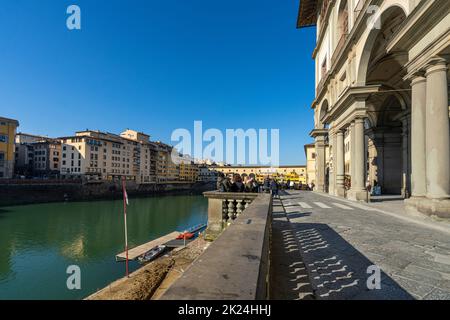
[86,237,210,300]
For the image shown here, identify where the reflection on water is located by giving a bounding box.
[0,195,207,300]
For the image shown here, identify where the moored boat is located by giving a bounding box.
[137,245,166,264]
[176,223,207,240]
[176,232,195,240]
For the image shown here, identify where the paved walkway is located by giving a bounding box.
[270,190,450,300]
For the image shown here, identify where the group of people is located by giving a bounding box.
[216,172,280,197]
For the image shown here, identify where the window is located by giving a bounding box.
[321,58,327,79]
[0,135,8,143]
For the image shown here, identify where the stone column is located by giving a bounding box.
[336,130,345,197]
[315,136,326,193]
[401,115,410,198]
[409,75,427,198]
[425,59,450,199]
[311,129,328,193]
[348,118,368,201]
[350,121,356,189]
[329,131,337,196]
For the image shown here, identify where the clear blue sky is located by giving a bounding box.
[0,0,316,164]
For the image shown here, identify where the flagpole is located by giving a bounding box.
[122,177,129,278]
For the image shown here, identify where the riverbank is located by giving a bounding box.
[86,237,209,300]
[0,180,215,207]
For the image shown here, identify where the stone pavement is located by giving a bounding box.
[270,190,450,300]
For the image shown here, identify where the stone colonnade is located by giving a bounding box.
[312,57,449,217]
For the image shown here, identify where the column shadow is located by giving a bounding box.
[290,222,414,300]
[270,217,315,300]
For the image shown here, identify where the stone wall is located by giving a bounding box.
[0,181,215,207]
[160,193,273,300]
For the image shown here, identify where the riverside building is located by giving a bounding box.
[0,117,19,179]
[59,129,155,183]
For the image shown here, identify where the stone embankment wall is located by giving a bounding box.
[160,193,273,300]
[0,180,215,206]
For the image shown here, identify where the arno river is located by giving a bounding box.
[0,195,208,300]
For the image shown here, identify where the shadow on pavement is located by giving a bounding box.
[291,222,414,300]
[270,217,315,300]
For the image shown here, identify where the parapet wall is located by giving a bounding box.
[160,192,272,300]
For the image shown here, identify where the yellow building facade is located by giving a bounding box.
[212,165,307,185]
[179,161,199,182]
[0,117,19,178]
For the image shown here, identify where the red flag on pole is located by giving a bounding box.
[122,177,129,277]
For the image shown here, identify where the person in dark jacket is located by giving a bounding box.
[217,172,225,192]
[263,177,271,193]
[231,174,245,192]
[244,175,258,193]
[270,178,279,198]
[218,173,232,192]
[249,174,259,193]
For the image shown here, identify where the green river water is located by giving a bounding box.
[0,195,208,300]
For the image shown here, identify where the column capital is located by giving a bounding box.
[409,73,426,85]
[425,57,448,77]
[310,128,328,138]
[404,68,426,82]
[354,117,365,125]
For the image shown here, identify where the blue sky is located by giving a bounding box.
[0,0,316,164]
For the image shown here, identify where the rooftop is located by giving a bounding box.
[297,0,318,28]
[0,116,19,126]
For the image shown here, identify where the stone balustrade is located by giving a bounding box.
[203,191,260,241]
[161,192,273,300]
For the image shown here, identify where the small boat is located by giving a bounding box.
[137,245,166,264]
[176,232,195,240]
[176,223,207,240]
[189,223,207,233]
